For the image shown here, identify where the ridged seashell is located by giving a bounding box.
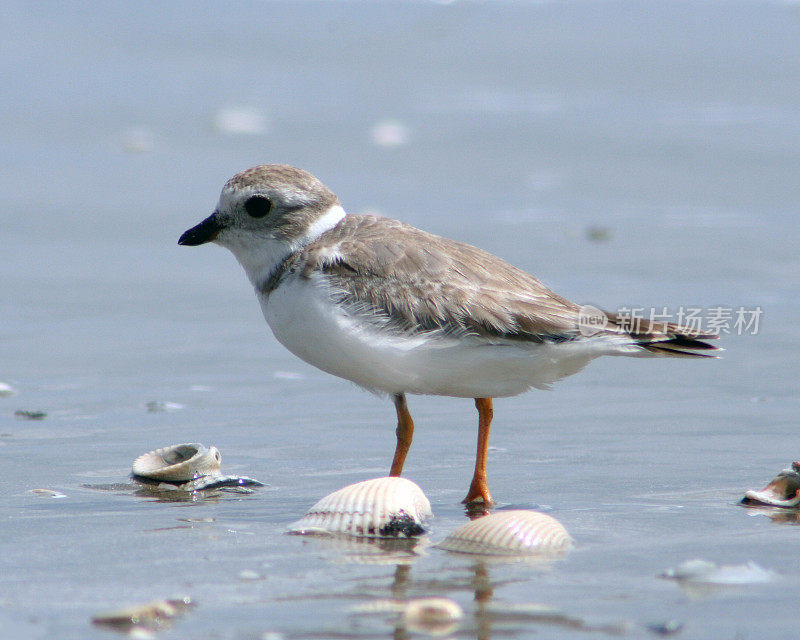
[438,510,572,556]
[742,462,800,507]
[288,477,432,538]
[132,443,221,482]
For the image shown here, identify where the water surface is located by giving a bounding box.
[2,2,799,638]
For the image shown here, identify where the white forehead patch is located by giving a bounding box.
[217,183,256,212]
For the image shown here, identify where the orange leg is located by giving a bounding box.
[463,397,495,505]
[389,393,415,476]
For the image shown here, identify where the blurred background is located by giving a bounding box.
[3,2,800,639]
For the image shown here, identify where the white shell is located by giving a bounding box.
[438,510,572,556]
[402,597,463,636]
[288,477,432,538]
[132,443,221,481]
[351,596,463,635]
[0,382,18,397]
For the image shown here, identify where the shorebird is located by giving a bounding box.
[179,165,718,505]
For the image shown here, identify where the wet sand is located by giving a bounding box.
[3,2,800,638]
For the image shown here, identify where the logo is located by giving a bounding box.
[577,305,608,336]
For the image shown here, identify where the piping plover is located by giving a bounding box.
[179,164,718,505]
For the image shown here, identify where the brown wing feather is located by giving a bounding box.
[293,215,719,356]
[300,215,582,342]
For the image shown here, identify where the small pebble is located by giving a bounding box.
[238,570,261,581]
[647,619,684,635]
[14,410,46,420]
[585,225,612,242]
[146,401,184,413]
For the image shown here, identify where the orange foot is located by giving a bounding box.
[462,478,494,507]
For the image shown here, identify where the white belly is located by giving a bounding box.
[261,274,617,398]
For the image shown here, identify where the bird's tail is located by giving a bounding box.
[604,311,721,357]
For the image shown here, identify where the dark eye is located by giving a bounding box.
[244,195,272,218]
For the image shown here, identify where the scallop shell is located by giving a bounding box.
[742,462,800,508]
[438,510,572,556]
[288,477,432,538]
[132,443,221,482]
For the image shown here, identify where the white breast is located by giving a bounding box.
[259,273,626,398]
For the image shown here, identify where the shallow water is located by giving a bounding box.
[3,1,800,638]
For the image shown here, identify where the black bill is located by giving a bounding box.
[178,214,222,246]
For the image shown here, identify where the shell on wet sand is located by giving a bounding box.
[438,510,572,556]
[288,477,432,538]
[402,597,464,636]
[92,597,192,633]
[132,443,221,482]
[742,462,800,508]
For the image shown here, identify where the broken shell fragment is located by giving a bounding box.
[92,597,192,633]
[132,443,221,482]
[28,488,67,499]
[288,477,432,538]
[438,510,572,556]
[180,474,263,492]
[741,462,800,508]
